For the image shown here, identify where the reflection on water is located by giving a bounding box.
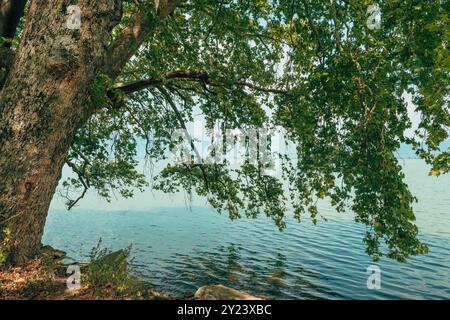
[145,245,339,299]
[43,207,450,299]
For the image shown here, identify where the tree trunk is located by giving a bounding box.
[0,0,122,265]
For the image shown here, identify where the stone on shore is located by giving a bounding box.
[40,245,66,261]
[194,285,263,300]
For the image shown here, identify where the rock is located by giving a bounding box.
[183,290,195,299]
[194,285,263,300]
[40,245,66,260]
[94,249,128,272]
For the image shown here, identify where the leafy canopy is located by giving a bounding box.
[60,0,448,262]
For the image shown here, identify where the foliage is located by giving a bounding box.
[84,240,143,298]
[57,0,449,262]
[0,228,12,267]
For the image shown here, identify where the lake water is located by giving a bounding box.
[43,159,450,299]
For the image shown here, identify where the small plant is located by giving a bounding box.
[83,239,143,298]
[0,228,12,267]
[41,253,58,275]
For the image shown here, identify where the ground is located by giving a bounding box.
[0,254,173,300]
[0,246,264,300]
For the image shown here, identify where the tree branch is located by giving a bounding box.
[111,70,209,94]
[103,0,183,80]
[155,0,184,19]
[65,160,90,210]
[103,11,153,79]
[111,70,289,96]
[301,0,324,52]
[329,0,343,53]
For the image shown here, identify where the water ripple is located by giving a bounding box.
[43,206,450,299]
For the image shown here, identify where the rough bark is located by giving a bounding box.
[0,0,182,266]
[0,0,122,265]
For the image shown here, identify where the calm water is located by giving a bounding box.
[43,159,450,299]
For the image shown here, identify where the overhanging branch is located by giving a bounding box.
[111,70,289,96]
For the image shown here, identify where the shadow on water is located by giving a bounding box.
[133,244,340,299]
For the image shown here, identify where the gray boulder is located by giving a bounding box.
[194,285,263,300]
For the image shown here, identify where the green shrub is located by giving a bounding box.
[83,239,143,298]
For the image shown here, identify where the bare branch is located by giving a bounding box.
[111,70,208,94]
[103,0,183,80]
[65,160,90,210]
[103,12,153,79]
[224,80,290,95]
[112,70,290,96]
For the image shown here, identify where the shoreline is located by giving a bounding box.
[0,247,264,300]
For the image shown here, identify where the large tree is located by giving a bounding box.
[0,0,448,265]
